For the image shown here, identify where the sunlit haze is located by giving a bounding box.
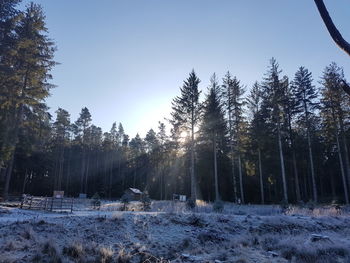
[23,0,350,137]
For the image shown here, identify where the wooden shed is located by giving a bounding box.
[125,188,143,201]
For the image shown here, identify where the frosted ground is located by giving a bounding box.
[1,201,350,263]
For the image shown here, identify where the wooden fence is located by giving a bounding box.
[20,195,74,212]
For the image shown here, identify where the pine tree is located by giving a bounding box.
[52,108,70,191]
[292,66,319,202]
[320,63,350,204]
[170,70,201,200]
[200,74,227,201]
[261,58,288,203]
[247,82,265,204]
[74,107,92,194]
[1,3,56,199]
[223,73,246,203]
[129,134,144,188]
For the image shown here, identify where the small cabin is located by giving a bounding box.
[173,194,186,202]
[53,191,64,198]
[125,188,143,201]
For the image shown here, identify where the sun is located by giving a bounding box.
[179,130,189,143]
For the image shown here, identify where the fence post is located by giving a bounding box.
[50,198,53,211]
[29,196,32,209]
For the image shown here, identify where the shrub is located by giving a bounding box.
[63,242,84,259]
[188,214,206,227]
[213,200,224,213]
[99,246,114,263]
[91,192,101,209]
[141,192,151,211]
[186,198,196,210]
[22,226,35,240]
[121,193,131,211]
[42,240,62,263]
[117,247,131,263]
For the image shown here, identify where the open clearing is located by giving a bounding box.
[1,201,350,263]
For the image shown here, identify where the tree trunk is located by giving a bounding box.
[3,151,15,200]
[292,151,301,202]
[213,133,219,201]
[304,101,317,202]
[339,120,350,193]
[85,149,90,194]
[80,147,86,193]
[190,121,196,200]
[335,129,349,204]
[277,121,288,203]
[65,145,71,194]
[306,129,317,203]
[57,145,64,190]
[109,152,113,199]
[3,104,25,200]
[258,148,264,204]
[133,158,137,188]
[238,154,244,204]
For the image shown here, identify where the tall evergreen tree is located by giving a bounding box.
[170,70,201,200]
[200,74,227,201]
[292,66,319,202]
[261,58,288,203]
[74,107,92,193]
[52,108,70,191]
[246,82,265,204]
[223,73,246,203]
[1,3,56,199]
[320,63,350,204]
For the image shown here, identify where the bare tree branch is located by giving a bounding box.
[314,0,350,57]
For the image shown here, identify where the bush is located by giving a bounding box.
[91,192,101,209]
[141,192,151,211]
[63,242,84,259]
[306,200,316,211]
[213,200,224,213]
[121,193,131,211]
[42,240,62,263]
[186,198,196,210]
[98,246,114,263]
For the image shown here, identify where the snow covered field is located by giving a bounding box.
[1,201,350,263]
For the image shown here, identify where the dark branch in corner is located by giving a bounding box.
[314,0,350,57]
[342,79,350,96]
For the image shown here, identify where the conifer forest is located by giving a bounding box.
[1,1,350,206]
[3,1,350,263]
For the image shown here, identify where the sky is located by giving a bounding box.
[21,0,350,138]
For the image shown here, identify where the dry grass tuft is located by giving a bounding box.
[63,242,85,259]
[22,226,35,240]
[42,239,62,263]
[98,246,114,263]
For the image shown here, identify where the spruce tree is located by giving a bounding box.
[320,63,350,204]
[2,3,56,199]
[170,70,201,200]
[74,107,92,194]
[247,82,265,204]
[200,74,227,201]
[52,108,70,191]
[222,73,246,203]
[261,58,288,203]
[292,66,319,202]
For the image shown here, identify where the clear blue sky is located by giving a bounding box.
[23,0,350,138]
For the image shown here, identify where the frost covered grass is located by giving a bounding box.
[1,202,350,262]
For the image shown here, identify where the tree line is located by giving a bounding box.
[1,1,350,204]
